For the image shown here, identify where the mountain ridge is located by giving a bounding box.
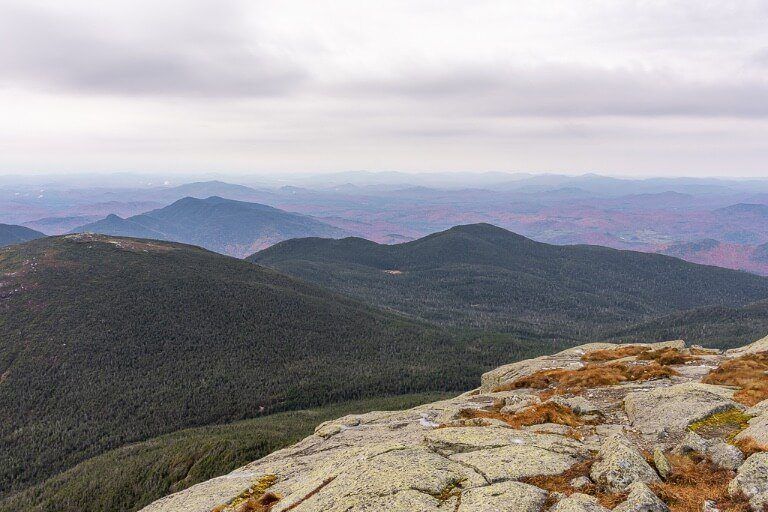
[250,223,768,337]
[70,196,346,257]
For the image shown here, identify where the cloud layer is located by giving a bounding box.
[1,0,768,175]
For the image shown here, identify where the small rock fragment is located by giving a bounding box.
[653,447,672,480]
[500,394,542,414]
[570,476,592,489]
[613,482,670,512]
[550,395,600,416]
[549,493,610,512]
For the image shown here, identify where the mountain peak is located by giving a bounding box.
[444,222,528,238]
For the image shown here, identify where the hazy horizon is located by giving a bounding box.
[4,170,768,190]
[2,1,768,176]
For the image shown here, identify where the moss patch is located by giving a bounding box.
[211,475,279,512]
[688,409,751,441]
[431,478,465,502]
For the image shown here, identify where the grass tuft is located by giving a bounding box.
[211,475,279,512]
[458,401,585,429]
[703,352,768,406]
[522,460,627,509]
[650,454,750,512]
[582,346,697,366]
[733,436,768,457]
[494,361,676,394]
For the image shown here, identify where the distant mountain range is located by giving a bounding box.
[5,176,768,275]
[70,196,347,257]
[0,223,45,247]
[250,223,768,337]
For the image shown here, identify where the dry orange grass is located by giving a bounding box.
[522,460,627,509]
[526,452,751,511]
[582,345,649,362]
[650,453,750,512]
[458,402,584,429]
[494,361,676,394]
[703,352,768,406]
[637,347,698,366]
[582,346,697,366]
[228,493,280,512]
[733,436,768,458]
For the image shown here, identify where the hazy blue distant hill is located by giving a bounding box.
[250,223,768,336]
[154,180,266,201]
[73,213,167,239]
[662,238,721,258]
[715,203,768,218]
[0,223,45,247]
[22,216,101,235]
[71,196,347,257]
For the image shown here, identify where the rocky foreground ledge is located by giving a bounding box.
[142,336,768,512]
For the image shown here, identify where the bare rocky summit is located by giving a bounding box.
[142,336,768,512]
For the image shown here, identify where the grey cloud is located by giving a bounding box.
[752,48,768,68]
[345,63,768,118]
[0,3,306,97]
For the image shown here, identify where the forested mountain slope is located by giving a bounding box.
[0,234,544,497]
[0,223,45,247]
[609,298,768,349]
[0,394,449,512]
[250,223,768,337]
[70,196,346,257]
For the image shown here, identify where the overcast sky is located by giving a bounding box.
[1,0,768,177]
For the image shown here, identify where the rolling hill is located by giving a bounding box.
[249,223,768,337]
[0,223,45,247]
[0,234,553,498]
[70,196,346,257]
